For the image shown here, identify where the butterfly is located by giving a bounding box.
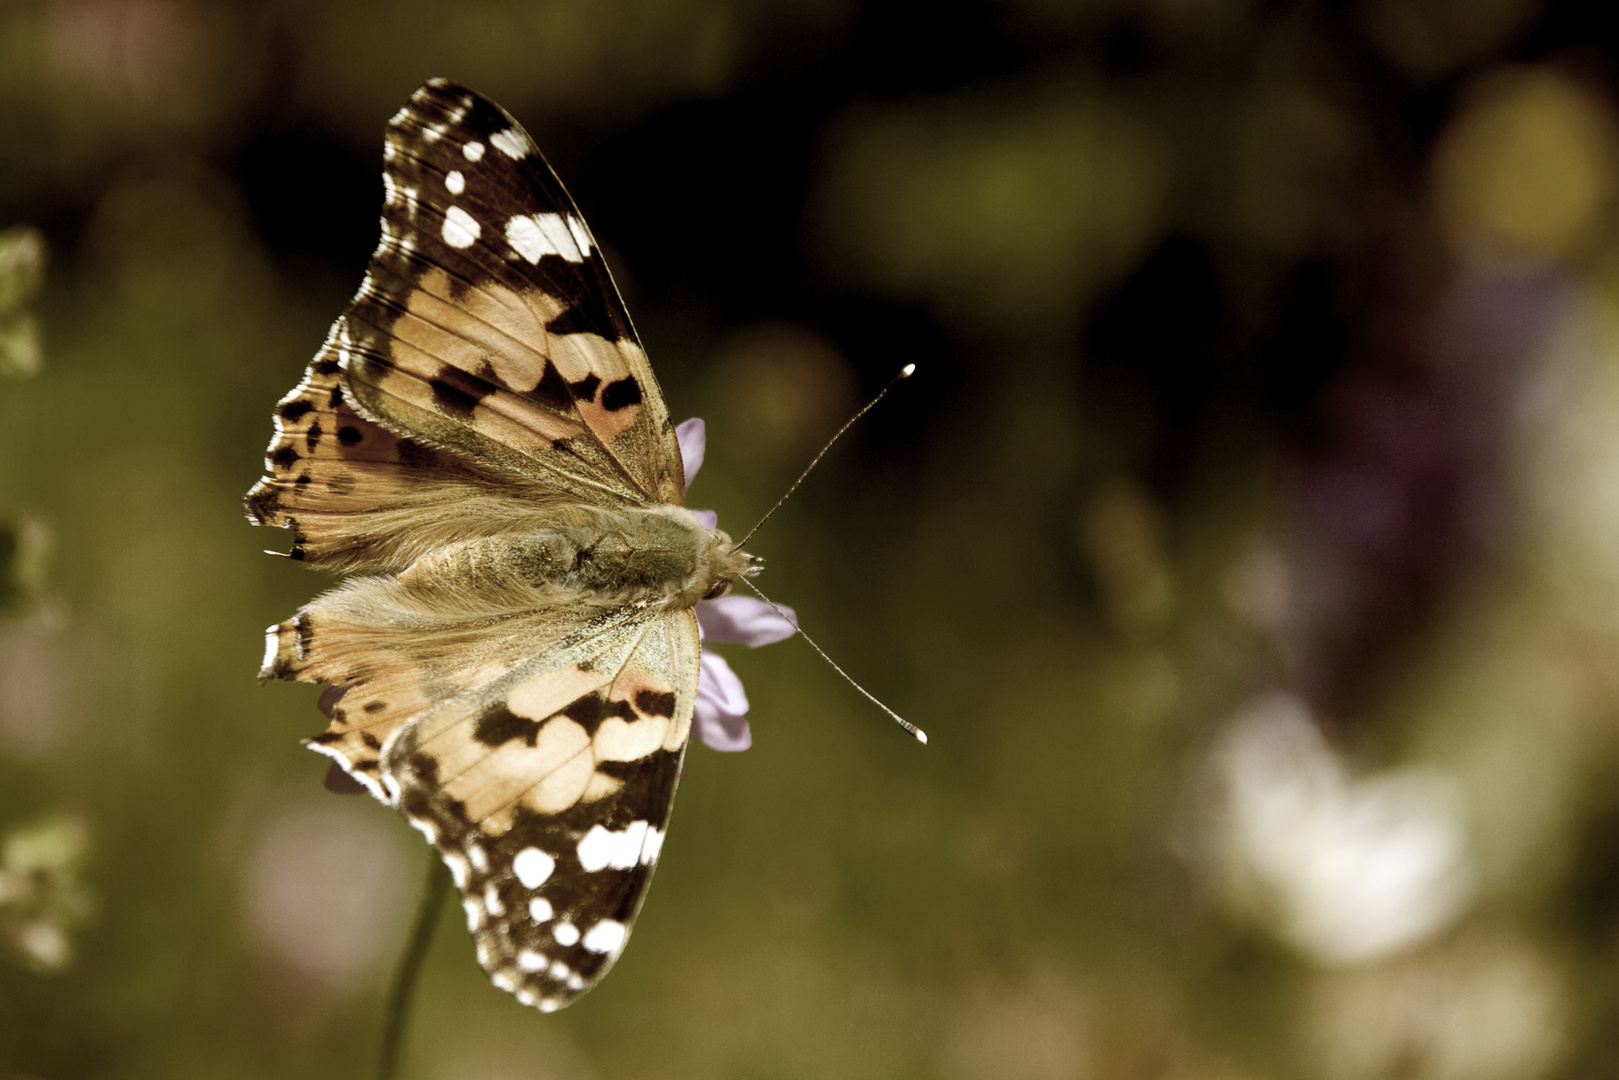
[245,78,759,1012]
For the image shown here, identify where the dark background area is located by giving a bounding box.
[7,1,1619,1077]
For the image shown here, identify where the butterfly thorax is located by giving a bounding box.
[395,503,755,611]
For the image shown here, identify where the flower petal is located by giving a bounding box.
[696,650,751,751]
[690,509,718,530]
[697,595,797,646]
[323,761,366,795]
[676,417,706,489]
[317,684,348,718]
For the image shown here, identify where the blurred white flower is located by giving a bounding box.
[1310,931,1568,1080]
[1213,692,1475,964]
[0,812,94,974]
[241,803,413,991]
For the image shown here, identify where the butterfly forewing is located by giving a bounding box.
[340,80,683,506]
[247,78,719,1012]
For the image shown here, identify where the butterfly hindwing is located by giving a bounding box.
[384,606,700,1010]
[271,558,618,801]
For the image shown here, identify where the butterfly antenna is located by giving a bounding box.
[736,364,915,549]
[741,578,928,745]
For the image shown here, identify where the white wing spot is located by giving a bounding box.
[641,826,665,865]
[491,970,516,992]
[463,141,485,161]
[483,882,505,917]
[567,972,585,991]
[581,919,627,955]
[517,949,548,973]
[462,896,484,933]
[467,843,489,873]
[567,214,595,257]
[490,127,534,159]
[505,213,586,264]
[445,169,465,195]
[577,822,651,871]
[612,821,650,870]
[552,922,580,947]
[442,205,480,249]
[513,847,556,889]
[443,850,471,889]
[528,896,554,923]
[548,959,571,981]
[260,628,278,674]
[538,997,561,1013]
[576,825,615,872]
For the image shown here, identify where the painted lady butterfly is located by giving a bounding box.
[245,79,757,1011]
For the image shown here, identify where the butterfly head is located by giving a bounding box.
[691,524,760,604]
[645,505,757,609]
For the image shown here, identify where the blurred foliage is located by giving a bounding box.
[6,0,1619,1078]
[0,515,52,619]
[0,227,45,378]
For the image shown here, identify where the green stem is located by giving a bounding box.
[377,849,447,1080]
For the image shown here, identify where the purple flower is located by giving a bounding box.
[677,418,796,752]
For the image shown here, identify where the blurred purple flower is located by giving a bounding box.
[677,418,796,752]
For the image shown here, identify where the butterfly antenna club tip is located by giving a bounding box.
[743,580,928,746]
[737,363,918,549]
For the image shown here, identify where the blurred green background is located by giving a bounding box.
[7,1,1619,1077]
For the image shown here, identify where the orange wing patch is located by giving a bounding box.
[399,623,692,835]
[341,281,664,506]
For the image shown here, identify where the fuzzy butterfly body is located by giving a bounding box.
[246,78,756,1011]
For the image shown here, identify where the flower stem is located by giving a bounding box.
[377,849,447,1080]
